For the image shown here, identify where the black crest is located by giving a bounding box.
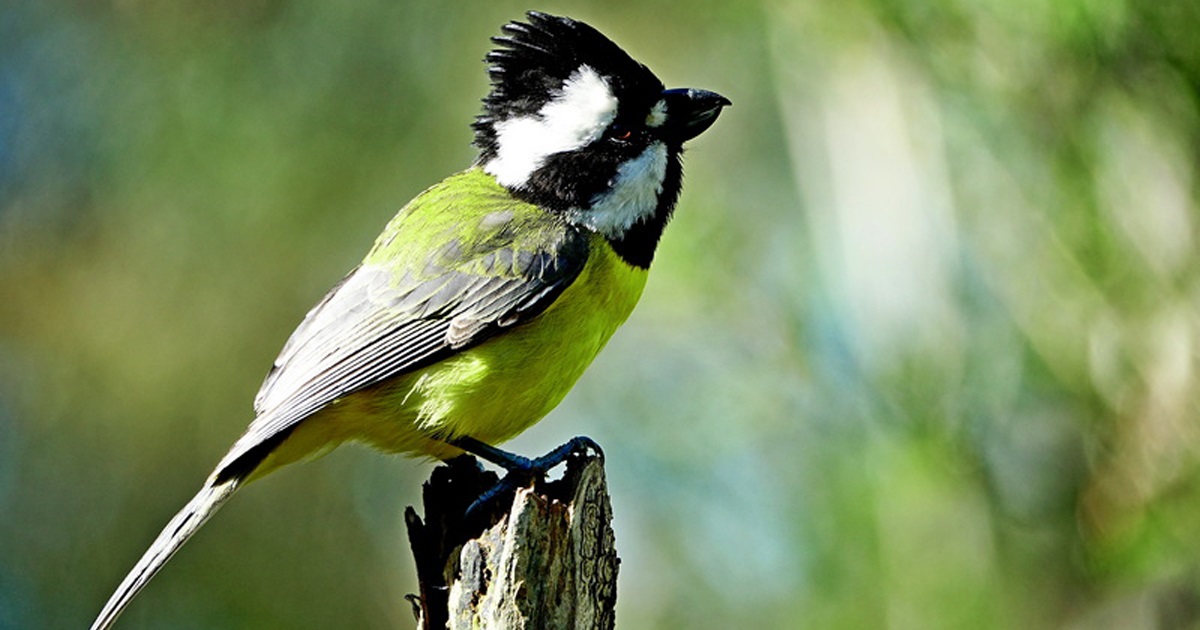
[472,11,665,161]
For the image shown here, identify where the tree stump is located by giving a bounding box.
[404,451,618,630]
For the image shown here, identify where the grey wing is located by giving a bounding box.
[212,231,589,481]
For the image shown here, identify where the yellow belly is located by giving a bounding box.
[259,234,647,470]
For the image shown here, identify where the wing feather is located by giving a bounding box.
[218,215,589,476]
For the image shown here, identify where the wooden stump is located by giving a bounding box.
[404,451,618,630]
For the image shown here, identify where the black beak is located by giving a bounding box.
[660,88,731,144]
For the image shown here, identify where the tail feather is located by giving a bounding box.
[90,480,240,630]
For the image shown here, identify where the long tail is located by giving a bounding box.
[89,479,240,630]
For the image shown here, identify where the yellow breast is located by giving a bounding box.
[264,234,648,468]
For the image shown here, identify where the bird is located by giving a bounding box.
[90,10,728,629]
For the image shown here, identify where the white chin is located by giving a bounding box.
[568,141,668,238]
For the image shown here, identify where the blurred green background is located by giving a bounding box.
[3,0,1200,628]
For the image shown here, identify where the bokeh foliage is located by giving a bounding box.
[3,0,1199,628]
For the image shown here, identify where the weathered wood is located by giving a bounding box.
[405,452,618,630]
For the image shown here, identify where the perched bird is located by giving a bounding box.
[90,10,728,629]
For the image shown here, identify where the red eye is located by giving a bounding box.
[609,125,633,141]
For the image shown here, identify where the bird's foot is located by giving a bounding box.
[450,436,604,516]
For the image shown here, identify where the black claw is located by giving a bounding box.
[530,436,603,470]
[463,474,524,518]
[449,436,603,517]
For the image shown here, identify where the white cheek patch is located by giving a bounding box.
[568,141,669,238]
[646,99,668,128]
[485,65,619,188]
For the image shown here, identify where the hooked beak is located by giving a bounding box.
[660,88,731,144]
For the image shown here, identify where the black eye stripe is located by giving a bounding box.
[507,136,649,211]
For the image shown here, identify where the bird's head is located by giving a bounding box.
[473,11,730,268]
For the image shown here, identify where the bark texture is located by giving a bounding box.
[405,452,618,630]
